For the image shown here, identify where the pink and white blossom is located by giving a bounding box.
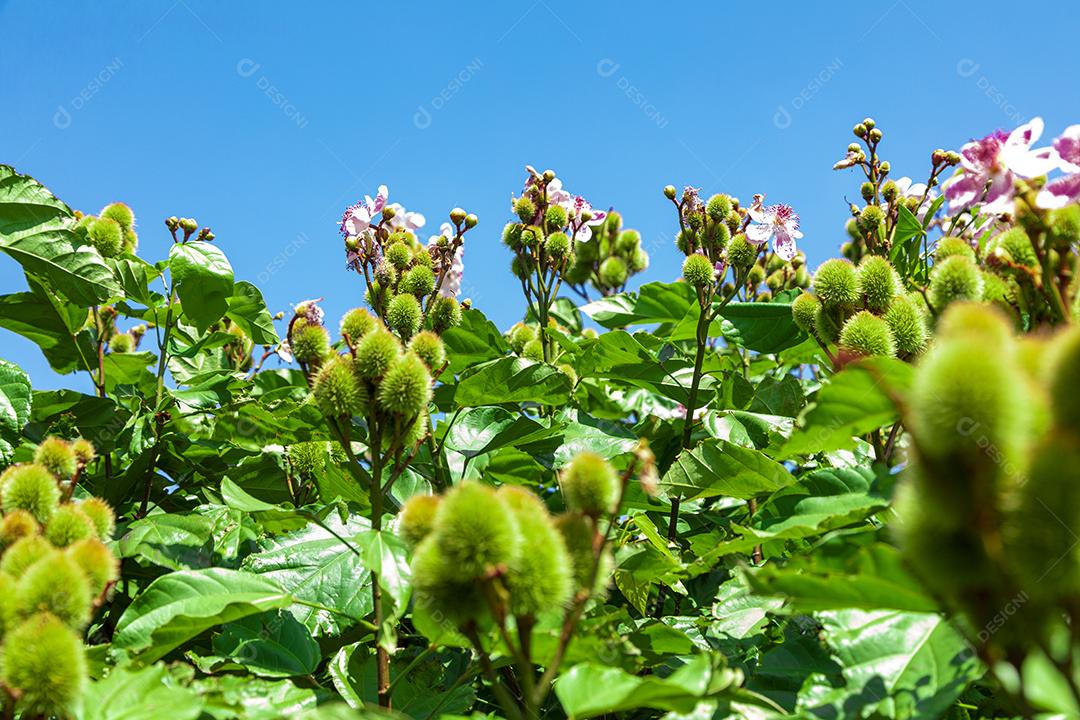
[339,185,389,237]
[746,194,802,261]
[1037,125,1080,209]
[891,176,938,219]
[944,119,1056,214]
[384,203,426,233]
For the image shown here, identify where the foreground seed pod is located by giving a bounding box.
[78,497,116,540]
[290,320,331,366]
[44,504,96,548]
[398,494,441,549]
[884,294,928,358]
[725,234,756,270]
[839,311,895,358]
[598,256,629,288]
[387,293,422,339]
[791,293,820,333]
[856,256,901,313]
[70,438,96,465]
[376,352,432,418]
[0,536,56,578]
[928,255,983,310]
[560,452,619,516]
[313,355,367,419]
[34,438,77,480]
[431,482,521,579]
[681,254,714,288]
[1044,325,1080,433]
[12,553,92,629]
[354,326,402,379]
[66,538,119,595]
[2,613,87,717]
[340,307,377,343]
[0,509,39,547]
[410,536,488,623]
[87,217,124,257]
[813,259,859,311]
[497,487,573,617]
[408,331,446,371]
[2,464,61,524]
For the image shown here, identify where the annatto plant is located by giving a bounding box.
[1,112,1080,720]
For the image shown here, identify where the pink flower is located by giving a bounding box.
[746,194,802,261]
[891,176,938,219]
[1037,125,1080,209]
[427,223,464,298]
[944,118,1056,214]
[384,203,426,233]
[339,185,389,237]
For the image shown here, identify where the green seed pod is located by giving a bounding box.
[399,265,436,297]
[815,306,843,344]
[108,333,135,353]
[313,355,367,419]
[410,536,488,624]
[0,509,38,547]
[553,512,612,596]
[934,237,976,263]
[860,182,876,202]
[430,296,462,333]
[986,227,1038,271]
[0,536,56,579]
[376,352,432,418]
[682,253,714,288]
[839,311,896,358]
[725,233,756,271]
[544,231,572,261]
[386,293,422,340]
[354,327,402,379]
[794,266,811,287]
[99,202,134,230]
[791,293,820,333]
[44,504,95,548]
[881,180,898,203]
[1048,205,1080,248]
[78,497,116,540]
[290,320,331,366]
[935,301,1013,345]
[287,442,327,478]
[413,248,434,268]
[502,222,524,250]
[87,217,124,257]
[521,338,545,362]
[981,270,1013,307]
[70,438,95,465]
[340,308,377,343]
[373,260,397,288]
[514,196,537,223]
[813,259,859,311]
[598,256,629,288]
[856,204,885,235]
[508,323,537,354]
[66,538,118,596]
[629,247,649,273]
[408,331,446,371]
[398,494,441,549]
[766,253,785,274]
[384,242,412,270]
[121,227,139,254]
[560,452,619,516]
[615,229,641,255]
[73,214,95,242]
[431,482,521,579]
[497,486,572,617]
[33,438,77,481]
[856,256,901,313]
[705,219,732,252]
[706,194,732,221]
[1,613,87,718]
[884,294,928,358]
[520,225,543,249]
[12,553,92,629]
[544,204,568,232]
[1044,325,1080,433]
[675,228,695,255]
[928,255,983,310]
[2,464,60,524]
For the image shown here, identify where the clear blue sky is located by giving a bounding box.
[3,0,1078,390]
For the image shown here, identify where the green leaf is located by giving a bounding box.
[0,358,32,461]
[0,284,96,374]
[78,663,204,720]
[227,280,279,345]
[553,409,638,467]
[659,438,796,501]
[169,241,234,333]
[443,406,553,458]
[454,357,572,406]
[440,307,509,374]
[717,302,806,353]
[209,610,320,678]
[116,513,215,570]
[581,281,696,329]
[329,644,476,717]
[113,568,293,663]
[0,165,120,306]
[782,357,912,457]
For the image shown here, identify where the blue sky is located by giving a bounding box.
[2,0,1078,390]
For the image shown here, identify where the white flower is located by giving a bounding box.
[746,194,802,261]
[384,203,426,233]
[339,185,389,237]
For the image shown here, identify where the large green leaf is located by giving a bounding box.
[208,610,320,678]
[717,302,806,353]
[0,283,96,374]
[113,568,293,662]
[227,280,279,346]
[169,241,234,333]
[0,358,32,462]
[0,165,120,306]
[782,357,913,457]
[454,356,572,406]
[660,438,796,501]
[78,664,204,720]
[439,307,509,374]
[117,513,216,570]
[581,281,696,329]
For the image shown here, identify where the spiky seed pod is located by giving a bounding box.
[340,308,377,343]
[856,256,901,313]
[408,331,446,371]
[87,217,124,257]
[0,509,38,547]
[431,482,521,579]
[384,242,412,270]
[520,225,543,249]
[514,196,537,223]
[502,222,524,250]
[706,194,733,221]
[430,296,462,333]
[2,613,87,717]
[856,204,885,235]
[108,333,135,353]
[986,227,1038,271]
[33,438,77,480]
[544,231,572,260]
[725,234,756,270]
[12,553,92,629]
[560,452,619,516]
[287,441,328,478]
[839,311,896,358]
[813,259,859,311]
[290,320,331,366]
[497,486,573,617]
[508,323,537,354]
[935,300,1014,345]
[413,248,434,268]
[354,327,402,380]
[400,265,436,297]
[373,260,397,288]
[398,494,441,548]
[0,536,56,578]
[675,228,695,255]
[44,504,96,548]
[121,227,139,254]
[2,464,61,524]
[629,247,649,272]
[387,293,422,340]
[521,339,545,362]
[553,512,612,596]
[544,204,568,232]
[681,253,714,288]
[928,255,983,310]
[66,538,118,596]
[1044,326,1080,433]
[791,293,820,333]
[884,295,928,358]
[1048,205,1080,247]
[99,202,134,229]
[78,497,116,540]
[313,355,367,419]
[615,229,641,255]
[981,270,1013,306]
[376,352,432,418]
[598,256,629,288]
[73,214,95,242]
[934,237,976,263]
[410,536,488,624]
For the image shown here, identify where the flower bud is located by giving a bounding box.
[681,253,714,288]
[853,123,867,138]
[34,438,77,481]
[2,613,87,717]
[856,256,901,313]
[839,311,896,358]
[449,207,467,224]
[179,217,198,234]
[2,464,60,524]
[377,352,432,418]
[663,185,677,200]
[560,452,619,517]
[313,355,367,419]
[791,293,820,333]
[464,213,478,229]
[408,331,446,371]
[879,161,890,175]
[381,205,397,220]
[813,259,859,311]
[869,128,883,142]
